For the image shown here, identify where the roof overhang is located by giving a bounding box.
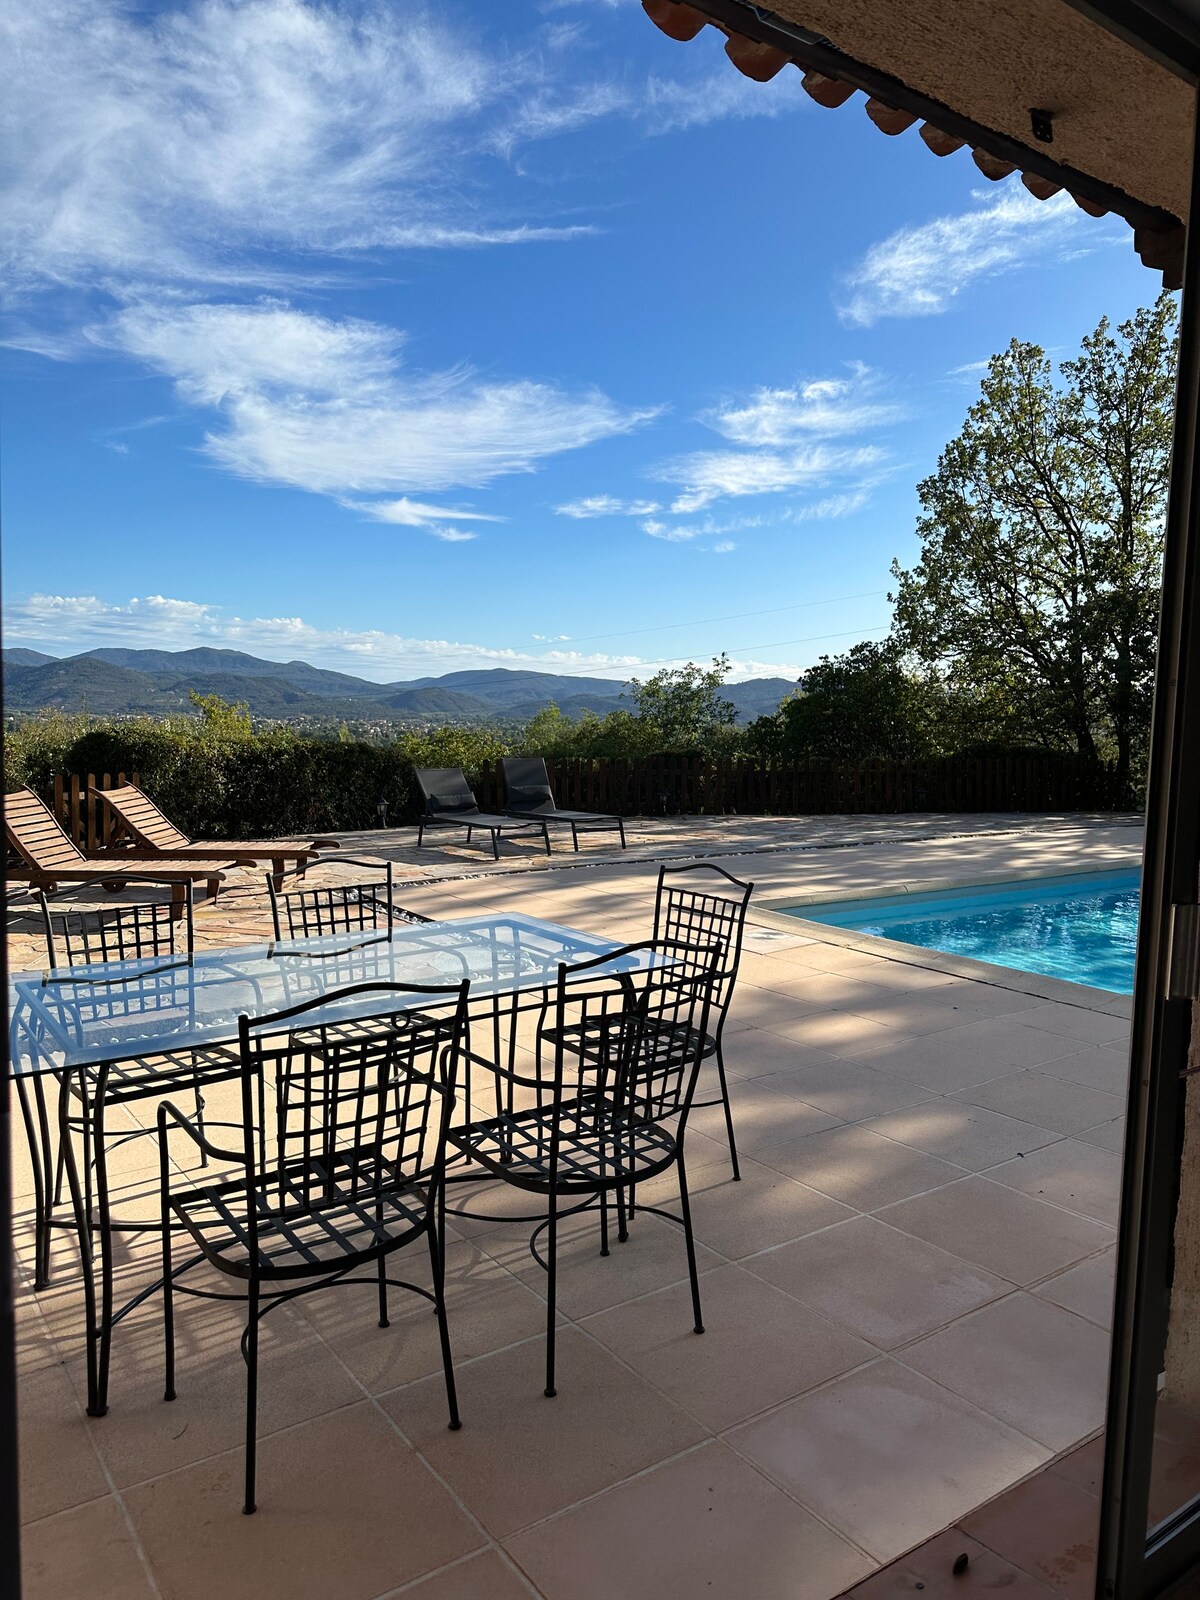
[643,0,1195,286]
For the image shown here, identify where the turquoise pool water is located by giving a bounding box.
[784,869,1141,994]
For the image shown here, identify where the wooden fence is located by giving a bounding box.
[45,754,1132,845]
[471,754,1133,818]
[51,771,139,851]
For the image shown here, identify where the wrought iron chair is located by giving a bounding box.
[448,939,721,1398]
[31,887,241,1287]
[266,857,431,941]
[651,863,753,1180]
[158,978,470,1514]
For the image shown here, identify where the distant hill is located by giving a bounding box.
[3,646,797,725]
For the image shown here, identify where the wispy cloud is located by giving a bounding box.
[707,365,903,444]
[658,443,886,514]
[5,591,801,680]
[838,187,1108,327]
[94,299,655,504]
[555,494,661,517]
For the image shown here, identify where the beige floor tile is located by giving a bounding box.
[862,1104,1062,1171]
[758,1057,934,1122]
[727,1359,1048,1563]
[838,991,1031,1038]
[634,1154,855,1260]
[745,1215,1009,1349]
[956,1071,1127,1136]
[1075,1118,1126,1153]
[899,1293,1110,1451]
[844,1527,1058,1600]
[854,1019,1082,1092]
[720,1030,842,1082]
[506,1439,873,1600]
[77,1294,363,1488]
[750,972,902,1011]
[727,985,827,1032]
[988,1139,1123,1225]
[1034,1249,1116,1329]
[478,1209,723,1321]
[19,1362,109,1523]
[581,1263,876,1431]
[382,1327,705,1537]
[756,1124,968,1211]
[293,1238,548,1395]
[763,1010,913,1058]
[399,1550,539,1600]
[124,1402,482,1600]
[1019,1006,1130,1047]
[1043,1047,1131,1096]
[689,1079,843,1154]
[22,1494,157,1600]
[877,1176,1114,1286]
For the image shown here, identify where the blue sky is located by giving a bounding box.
[0,0,1160,684]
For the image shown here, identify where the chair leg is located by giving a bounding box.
[490,829,500,861]
[192,1079,209,1170]
[545,1195,558,1398]
[543,823,552,857]
[599,1191,610,1257]
[615,1182,629,1244]
[418,822,425,849]
[618,818,627,849]
[244,1283,260,1515]
[162,1190,176,1403]
[571,823,579,853]
[377,1209,389,1329]
[677,1153,705,1336]
[714,1041,741,1182]
[428,1188,461,1431]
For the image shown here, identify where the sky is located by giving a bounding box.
[0,0,1162,686]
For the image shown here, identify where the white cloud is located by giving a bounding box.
[838,187,1106,327]
[708,365,903,444]
[659,443,885,514]
[0,0,584,293]
[555,494,661,518]
[642,519,700,543]
[95,299,654,501]
[784,490,872,522]
[712,540,736,553]
[5,590,803,681]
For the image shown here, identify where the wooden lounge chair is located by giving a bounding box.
[5,789,227,902]
[92,782,338,888]
[414,767,550,860]
[501,757,627,851]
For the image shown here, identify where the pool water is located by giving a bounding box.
[785,869,1141,994]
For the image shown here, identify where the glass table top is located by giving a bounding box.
[7,913,629,1077]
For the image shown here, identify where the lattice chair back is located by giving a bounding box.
[39,885,194,970]
[549,939,721,1142]
[235,981,469,1261]
[651,862,752,1020]
[267,858,429,941]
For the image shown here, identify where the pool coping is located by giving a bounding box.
[748,869,1135,1019]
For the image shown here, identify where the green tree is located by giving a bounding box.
[188,689,252,737]
[626,654,737,752]
[890,294,1176,779]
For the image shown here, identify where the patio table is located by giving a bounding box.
[7,913,627,1416]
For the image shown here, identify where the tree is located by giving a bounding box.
[188,689,252,737]
[890,294,1176,779]
[626,655,737,751]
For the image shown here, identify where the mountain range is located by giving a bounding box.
[2,647,796,725]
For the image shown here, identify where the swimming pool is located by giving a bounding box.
[783,869,1141,993]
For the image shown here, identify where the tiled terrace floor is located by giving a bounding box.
[10,813,1143,1600]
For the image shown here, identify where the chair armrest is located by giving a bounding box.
[157,1098,245,1164]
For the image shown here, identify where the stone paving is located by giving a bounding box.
[10,813,1142,1600]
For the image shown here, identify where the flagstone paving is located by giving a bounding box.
[10,812,1140,1600]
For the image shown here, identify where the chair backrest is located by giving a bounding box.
[40,885,194,969]
[489,942,720,1183]
[236,981,470,1229]
[414,768,479,818]
[266,858,430,941]
[5,789,87,871]
[652,862,753,1025]
[501,757,556,814]
[94,783,191,850]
